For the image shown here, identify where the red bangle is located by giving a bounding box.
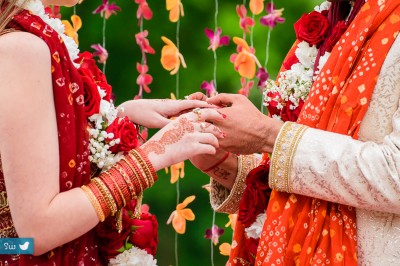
[202,152,230,172]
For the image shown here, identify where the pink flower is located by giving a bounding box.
[93,0,121,19]
[136,63,153,93]
[238,77,254,97]
[256,67,269,88]
[204,28,230,51]
[205,225,224,246]
[90,44,108,64]
[260,3,285,29]
[135,30,155,54]
[237,5,255,33]
[200,80,216,97]
[135,0,153,20]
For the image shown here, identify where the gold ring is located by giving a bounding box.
[192,108,202,121]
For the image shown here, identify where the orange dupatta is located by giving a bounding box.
[229,1,400,265]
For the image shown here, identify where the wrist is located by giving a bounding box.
[261,117,284,154]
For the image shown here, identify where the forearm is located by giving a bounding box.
[24,188,99,256]
[270,122,400,213]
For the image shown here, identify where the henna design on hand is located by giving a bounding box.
[141,118,195,155]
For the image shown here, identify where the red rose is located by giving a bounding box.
[265,91,281,118]
[325,20,348,53]
[105,117,139,153]
[280,99,304,122]
[294,11,329,46]
[76,52,112,101]
[78,67,101,117]
[96,215,131,260]
[129,211,158,256]
[238,164,271,227]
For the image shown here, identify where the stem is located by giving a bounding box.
[176,19,181,99]
[175,178,180,266]
[102,17,107,73]
[210,210,216,266]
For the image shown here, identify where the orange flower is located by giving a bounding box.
[225,214,237,230]
[62,15,82,45]
[230,37,260,79]
[167,195,196,234]
[250,0,265,15]
[166,0,184,22]
[219,243,231,256]
[166,161,185,184]
[160,36,186,75]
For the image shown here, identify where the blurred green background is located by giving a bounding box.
[63,0,320,265]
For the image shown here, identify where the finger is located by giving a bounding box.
[193,143,217,155]
[198,108,226,122]
[186,92,207,101]
[179,100,217,110]
[195,133,219,148]
[180,108,225,123]
[206,93,239,107]
[194,122,224,138]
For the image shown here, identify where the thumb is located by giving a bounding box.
[206,93,236,107]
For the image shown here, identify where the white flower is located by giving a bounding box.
[315,51,331,76]
[314,1,331,12]
[245,214,266,239]
[108,246,157,266]
[295,41,318,69]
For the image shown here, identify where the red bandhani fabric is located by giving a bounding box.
[0,10,98,265]
[229,1,400,265]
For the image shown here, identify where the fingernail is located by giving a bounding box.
[222,132,227,138]
[220,132,225,138]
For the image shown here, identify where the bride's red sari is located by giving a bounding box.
[0,9,99,265]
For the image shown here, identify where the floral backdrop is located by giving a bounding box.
[61,0,320,265]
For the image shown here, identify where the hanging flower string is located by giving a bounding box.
[92,0,121,73]
[163,1,185,265]
[134,0,155,99]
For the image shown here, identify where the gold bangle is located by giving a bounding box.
[131,149,158,186]
[129,152,151,188]
[92,178,117,216]
[112,164,136,199]
[81,185,105,222]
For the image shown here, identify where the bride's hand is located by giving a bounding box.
[139,108,225,171]
[117,99,215,128]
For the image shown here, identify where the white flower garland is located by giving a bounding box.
[87,88,125,170]
[263,1,332,120]
[16,0,80,66]
[108,246,157,266]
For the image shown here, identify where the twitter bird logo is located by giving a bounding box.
[19,242,29,251]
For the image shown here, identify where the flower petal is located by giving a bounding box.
[71,14,82,31]
[178,208,195,221]
[172,213,186,234]
[219,243,231,256]
[176,195,195,210]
